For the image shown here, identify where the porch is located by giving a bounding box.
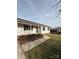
[17,23,42,35]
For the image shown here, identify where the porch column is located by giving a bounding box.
[30,24,32,30]
[38,25,41,33]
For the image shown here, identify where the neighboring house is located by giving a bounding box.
[17,18,50,35]
[50,27,61,34]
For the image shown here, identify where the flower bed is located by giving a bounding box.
[17,34,43,45]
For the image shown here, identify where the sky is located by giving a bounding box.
[17,0,61,28]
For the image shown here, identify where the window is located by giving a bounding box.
[43,27,45,31]
[24,25,30,30]
[31,26,33,30]
[48,27,50,31]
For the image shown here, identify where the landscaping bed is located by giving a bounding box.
[17,34,43,45]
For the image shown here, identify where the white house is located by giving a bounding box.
[17,18,50,35]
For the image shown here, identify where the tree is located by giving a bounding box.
[52,0,61,16]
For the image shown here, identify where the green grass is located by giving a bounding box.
[25,34,61,59]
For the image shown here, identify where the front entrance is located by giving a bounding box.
[36,26,41,33]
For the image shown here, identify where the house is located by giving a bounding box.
[50,27,61,34]
[17,18,50,35]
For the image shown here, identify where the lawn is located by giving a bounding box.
[25,34,61,59]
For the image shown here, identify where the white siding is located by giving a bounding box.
[32,27,37,33]
[17,26,37,36]
[17,27,33,35]
[41,26,50,34]
[17,24,50,35]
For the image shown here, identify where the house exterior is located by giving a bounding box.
[17,18,50,35]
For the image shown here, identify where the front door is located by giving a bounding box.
[36,26,41,33]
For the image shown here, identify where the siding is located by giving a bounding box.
[17,24,50,35]
[41,26,50,34]
[17,26,37,35]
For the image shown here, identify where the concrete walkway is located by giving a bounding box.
[17,43,26,59]
[21,35,49,52]
[17,35,49,59]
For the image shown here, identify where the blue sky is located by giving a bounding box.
[17,0,61,28]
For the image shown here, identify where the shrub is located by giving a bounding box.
[17,34,43,45]
[17,35,27,45]
[36,34,43,38]
[26,34,37,41]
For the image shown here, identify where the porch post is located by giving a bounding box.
[30,24,32,30]
[38,25,39,33]
[38,25,40,33]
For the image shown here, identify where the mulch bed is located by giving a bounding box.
[17,34,43,45]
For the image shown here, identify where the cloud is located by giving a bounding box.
[25,0,47,20]
[24,0,60,21]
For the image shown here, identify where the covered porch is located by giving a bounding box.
[17,23,42,35]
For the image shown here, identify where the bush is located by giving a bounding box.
[37,34,43,38]
[27,34,37,41]
[17,34,43,45]
[17,35,28,45]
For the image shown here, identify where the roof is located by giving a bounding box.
[17,18,50,27]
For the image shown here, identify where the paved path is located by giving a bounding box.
[22,35,49,52]
[17,35,49,59]
[17,43,26,59]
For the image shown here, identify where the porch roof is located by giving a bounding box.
[17,18,50,27]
